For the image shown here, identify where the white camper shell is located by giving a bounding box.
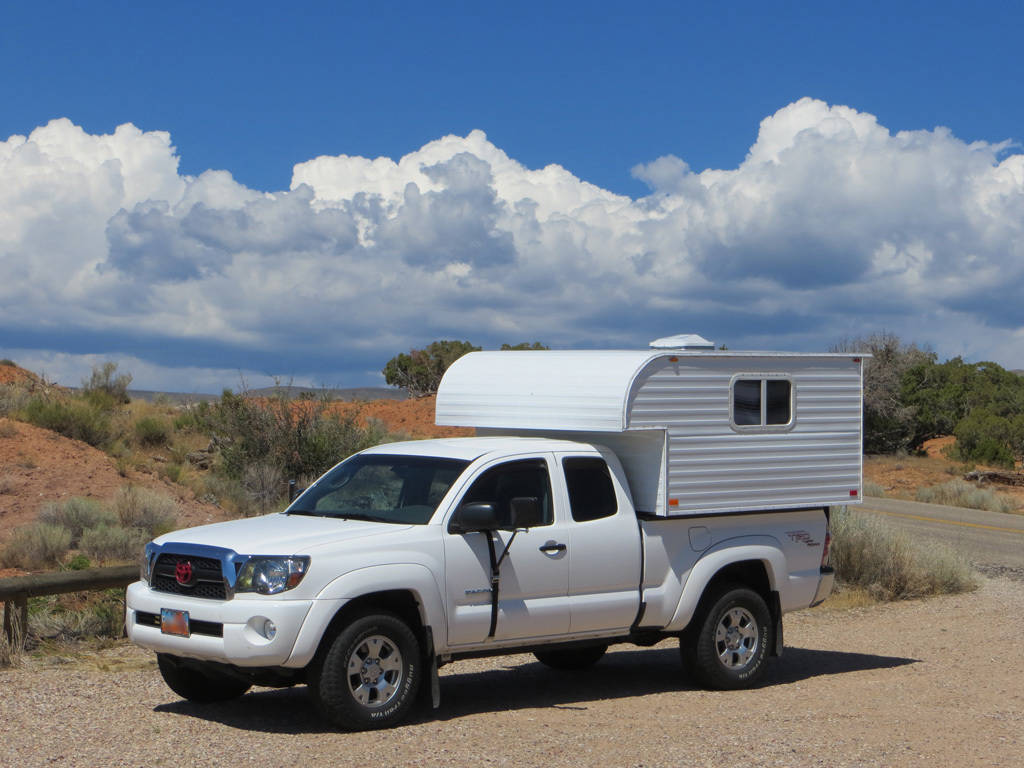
[436,342,865,517]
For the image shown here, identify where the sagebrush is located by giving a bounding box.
[915,480,1018,513]
[830,506,978,599]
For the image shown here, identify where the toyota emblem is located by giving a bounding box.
[174,561,194,586]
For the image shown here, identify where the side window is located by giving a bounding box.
[460,458,553,527]
[563,457,618,522]
[731,377,793,430]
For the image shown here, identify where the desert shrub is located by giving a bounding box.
[38,497,116,546]
[199,473,254,517]
[0,523,72,570]
[0,383,31,416]
[24,396,112,447]
[27,588,125,644]
[134,415,171,447]
[81,361,132,405]
[80,524,148,563]
[209,389,388,481]
[161,462,186,484]
[111,485,179,537]
[862,481,886,498]
[0,358,15,366]
[66,554,92,570]
[243,462,285,515]
[830,506,978,599]
[915,480,1018,513]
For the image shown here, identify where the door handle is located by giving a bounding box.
[539,542,567,553]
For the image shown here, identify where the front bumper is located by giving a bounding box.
[126,580,314,667]
[809,566,835,607]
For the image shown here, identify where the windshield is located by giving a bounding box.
[285,454,470,524]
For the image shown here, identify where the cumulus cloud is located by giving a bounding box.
[2,100,1024,391]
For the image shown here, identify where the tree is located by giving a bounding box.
[82,361,133,405]
[500,342,550,350]
[830,333,934,453]
[382,340,481,397]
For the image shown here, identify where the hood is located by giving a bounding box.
[154,513,413,555]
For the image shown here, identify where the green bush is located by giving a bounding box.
[0,358,15,366]
[830,506,978,600]
[0,523,72,570]
[66,554,92,570]
[210,389,388,481]
[80,524,147,563]
[38,497,116,546]
[382,340,480,397]
[915,480,1017,513]
[24,397,112,447]
[111,485,179,537]
[134,415,171,447]
[81,361,132,405]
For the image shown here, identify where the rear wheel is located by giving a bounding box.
[534,644,608,670]
[156,654,251,703]
[680,584,771,689]
[310,613,421,730]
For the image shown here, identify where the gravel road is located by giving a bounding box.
[2,577,1021,768]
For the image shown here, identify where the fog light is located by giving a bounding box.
[263,619,277,640]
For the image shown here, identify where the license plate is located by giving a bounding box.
[160,608,190,637]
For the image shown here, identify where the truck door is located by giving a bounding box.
[559,455,643,634]
[443,456,571,645]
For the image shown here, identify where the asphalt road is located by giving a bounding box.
[858,496,1024,576]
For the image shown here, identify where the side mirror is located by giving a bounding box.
[451,502,501,533]
[509,497,542,529]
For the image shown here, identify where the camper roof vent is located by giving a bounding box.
[648,334,715,350]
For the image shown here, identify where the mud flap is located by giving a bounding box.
[423,625,441,709]
[770,591,784,657]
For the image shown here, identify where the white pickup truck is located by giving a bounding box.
[127,340,861,730]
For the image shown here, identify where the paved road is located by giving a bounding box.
[858,496,1024,575]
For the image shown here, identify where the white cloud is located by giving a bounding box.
[2,99,1024,392]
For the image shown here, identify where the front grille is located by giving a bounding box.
[152,553,227,600]
[135,611,224,637]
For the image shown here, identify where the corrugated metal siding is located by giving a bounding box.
[628,356,862,514]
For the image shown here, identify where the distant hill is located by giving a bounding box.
[126,386,406,404]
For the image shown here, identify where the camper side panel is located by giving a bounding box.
[628,355,863,515]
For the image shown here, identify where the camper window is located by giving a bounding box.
[731,377,793,430]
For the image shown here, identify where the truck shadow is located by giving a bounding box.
[153,644,917,733]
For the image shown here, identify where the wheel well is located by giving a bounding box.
[707,560,771,600]
[313,590,427,667]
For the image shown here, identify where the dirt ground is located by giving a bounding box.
[0,417,230,551]
[864,436,1024,509]
[1,577,1020,768]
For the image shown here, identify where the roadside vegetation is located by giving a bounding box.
[830,505,979,601]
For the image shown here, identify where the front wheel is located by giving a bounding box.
[680,584,772,690]
[156,654,251,702]
[310,613,422,731]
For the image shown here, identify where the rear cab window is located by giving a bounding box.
[562,457,618,522]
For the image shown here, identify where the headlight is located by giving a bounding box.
[141,542,158,583]
[236,556,311,595]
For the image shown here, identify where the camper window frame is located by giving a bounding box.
[728,374,795,433]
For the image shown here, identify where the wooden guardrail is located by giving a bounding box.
[1,565,138,650]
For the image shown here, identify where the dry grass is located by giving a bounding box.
[830,506,979,600]
[915,480,1019,514]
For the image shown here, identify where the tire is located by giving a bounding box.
[534,644,608,670]
[156,654,251,703]
[680,583,772,690]
[310,613,421,731]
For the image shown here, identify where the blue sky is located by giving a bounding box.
[2,1,1023,391]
